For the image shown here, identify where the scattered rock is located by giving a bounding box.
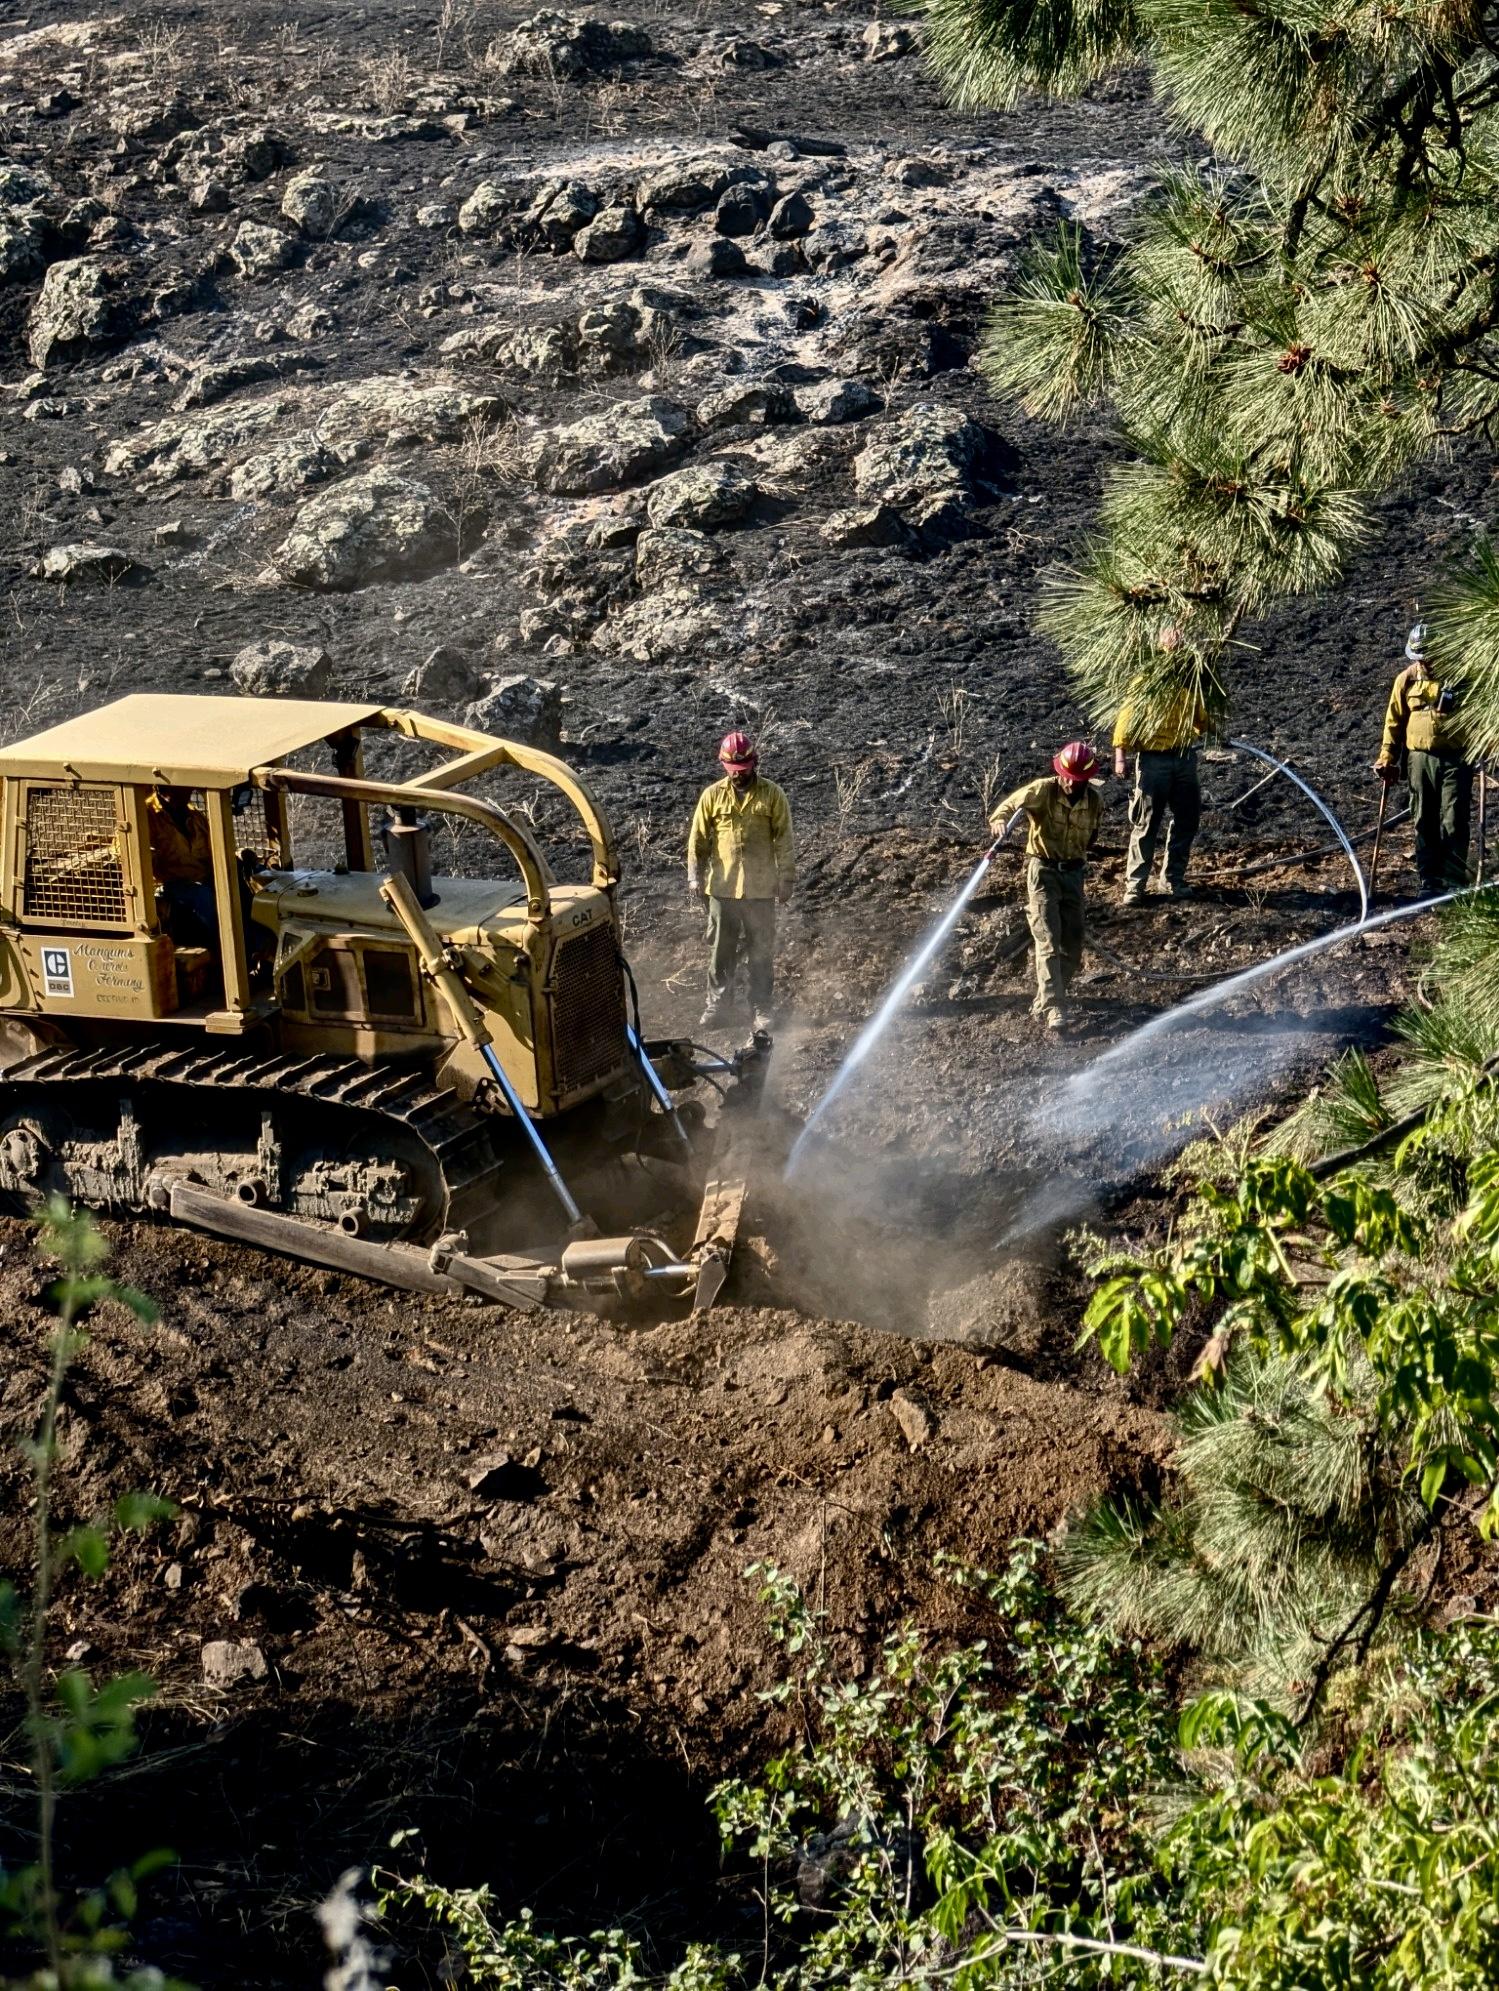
[465,675,564,752]
[273,468,457,591]
[526,178,599,251]
[403,645,486,705]
[686,236,747,279]
[416,201,454,230]
[885,155,952,189]
[230,639,333,697]
[768,189,814,239]
[820,503,912,549]
[795,376,880,425]
[229,220,296,279]
[27,256,120,369]
[281,167,344,238]
[0,210,48,283]
[574,205,641,263]
[458,180,516,236]
[888,1388,936,1450]
[34,542,133,584]
[173,356,281,412]
[201,1638,269,1688]
[465,1450,547,1500]
[489,11,653,78]
[714,182,769,238]
[527,395,692,495]
[802,219,866,271]
[645,458,757,531]
[637,157,733,215]
[863,20,918,60]
[697,380,796,429]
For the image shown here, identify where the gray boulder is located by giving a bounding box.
[402,645,486,705]
[796,376,880,425]
[634,526,718,590]
[697,380,796,429]
[230,639,333,697]
[769,189,814,239]
[229,221,296,278]
[273,468,456,590]
[281,168,343,238]
[458,180,516,235]
[574,205,641,262]
[714,182,769,238]
[820,504,912,550]
[852,403,990,513]
[863,20,918,59]
[489,12,652,78]
[201,1639,268,1688]
[637,157,731,214]
[0,211,47,283]
[645,458,757,531]
[34,542,134,584]
[526,179,598,251]
[466,675,564,752]
[527,395,691,495]
[685,236,746,279]
[27,257,119,368]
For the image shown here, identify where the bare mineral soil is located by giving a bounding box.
[0,0,1490,1980]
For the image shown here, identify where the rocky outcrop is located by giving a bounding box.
[272,468,456,591]
[527,395,692,495]
[645,459,757,531]
[851,403,998,526]
[487,12,652,79]
[281,168,343,238]
[228,220,296,278]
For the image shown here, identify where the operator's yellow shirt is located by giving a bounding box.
[1112,689,1208,752]
[687,776,795,900]
[990,777,1102,862]
[1378,664,1462,762]
[146,794,212,884]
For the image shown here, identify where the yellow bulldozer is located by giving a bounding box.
[0,693,765,1309]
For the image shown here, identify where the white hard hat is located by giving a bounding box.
[1405,621,1428,661]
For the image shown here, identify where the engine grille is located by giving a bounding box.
[551,921,628,1098]
[23,786,127,927]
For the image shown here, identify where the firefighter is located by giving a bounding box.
[1373,622,1472,895]
[1112,638,1208,904]
[989,741,1104,1033]
[688,731,795,1032]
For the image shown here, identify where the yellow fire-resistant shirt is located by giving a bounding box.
[990,777,1102,861]
[1378,664,1461,763]
[687,776,795,900]
[1112,690,1208,752]
[146,794,212,885]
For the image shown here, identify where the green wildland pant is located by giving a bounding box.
[1025,858,1085,1014]
[706,896,777,1013]
[1408,749,1472,895]
[1125,749,1201,896]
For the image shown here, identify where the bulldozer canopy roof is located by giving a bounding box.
[0,694,385,788]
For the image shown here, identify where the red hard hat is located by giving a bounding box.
[1053,740,1099,782]
[719,730,757,768]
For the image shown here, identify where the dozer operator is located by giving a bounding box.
[989,741,1103,1034]
[0,694,768,1311]
[1374,621,1473,896]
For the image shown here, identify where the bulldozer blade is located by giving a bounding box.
[688,1030,773,1313]
[166,1178,466,1297]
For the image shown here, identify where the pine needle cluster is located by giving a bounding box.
[928,0,1499,741]
[1061,1349,1424,1706]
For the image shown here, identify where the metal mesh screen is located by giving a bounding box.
[23,786,127,927]
[551,921,628,1096]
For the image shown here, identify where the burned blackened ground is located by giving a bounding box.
[0,0,1486,1980]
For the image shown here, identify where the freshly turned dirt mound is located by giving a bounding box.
[0,1218,1167,1982]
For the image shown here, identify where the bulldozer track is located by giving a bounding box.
[0,1041,502,1241]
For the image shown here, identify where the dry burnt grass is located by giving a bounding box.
[0,0,1493,1978]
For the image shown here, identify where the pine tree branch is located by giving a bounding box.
[1295,1520,1434,1727]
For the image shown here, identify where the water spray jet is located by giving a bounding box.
[785,812,1023,1179]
